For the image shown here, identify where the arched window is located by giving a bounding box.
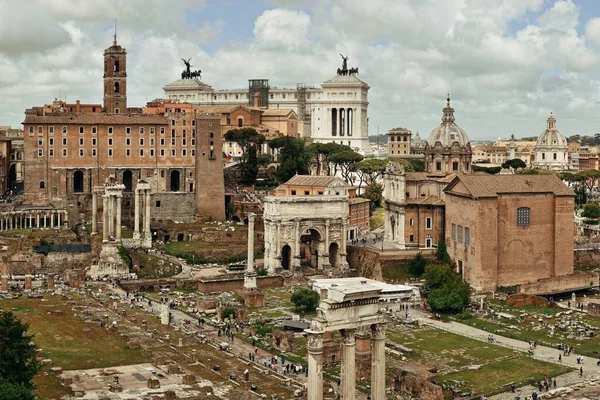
[170,170,180,192]
[517,207,530,226]
[73,170,84,193]
[114,60,120,72]
[122,170,133,192]
[114,82,120,93]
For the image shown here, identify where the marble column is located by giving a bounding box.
[341,329,356,400]
[275,222,281,257]
[341,218,348,251]
[24,274,32,291]
[370,323,386,400]
[108,196,114,239]
[36,213,40,229]
[144,189,151,238]
[50,212,54,228]
[397,213,406,249]
[244,213,257,290]
[115,195,122,241]
[306,330,324,400]
[102,196,109,242]
[91,191,97,234]
[133,189,140,238]
[325,219,330,249]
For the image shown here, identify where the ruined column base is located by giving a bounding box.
[87,242,130,278]
[239,288,266,308]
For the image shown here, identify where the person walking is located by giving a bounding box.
[580,366,583,377]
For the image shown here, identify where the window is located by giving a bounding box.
[150,127,155,134]
[160,127,165,135]
[465,227,470,246]
[140,138,144,146]
[150,138,155,146]
[452,161,459,171]
[171,120,175,126]
[182,138,187,146]
[458,225,463,243]
[139,149,144,157]
[92,149,97,157]
[150,149,155,157]
[28,126,34,135]
[39,181,45,189]
[191,138,195,146]
[49,126,54,134]
[38,149,43,157]
[139,127,144,134]
[62,126,68,134]
[62,138,67,146]
[191,149,195,156]
[517,207,531,226]
[409,234,414,242]
[171,138,176,146]
[237,118,243,127]
[62,148,67,157]
[182,149,187,157]
[49,138,54,146]
[171,149,176,156]
[304,191,310,195]
[49,149,54,157]
[38,126,43,134]
[79,149,84,157]
[126,149,131,157]
[108,127,113,134]
[79,138,84,146]
[38,138,43,146]
[126,127,131,134]
[108,148,113,157]
[160,138,165,146]
[426,217,432,230]
[108,138,113,146]
[79,126,84,134]
[542,153,546,160]
[126,138,131,146]
[160,149,165,156]
[291,190,297,195]
[553,153,557,160]
[156,201,161,207]
[436,161,441,171]
[92,126,97,134]
[171,130,175,138]
[451,223,456,240]
[92,138,97,146]
[410,218,414,226]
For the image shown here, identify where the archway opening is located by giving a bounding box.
[232,216,240,223]
[7,164,16,191]
[73,170,84,193]
[281,245,292,270]
[300,228,322,269]
[123,170,133,192]
[170,170,180,192]
[329,242,339,269]
[177,233,184,242]
[164,234,170,243]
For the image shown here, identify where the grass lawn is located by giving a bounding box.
[0,295,148,399]
[382,263,420,282]
[134,252,180,278]
[387,325,572,397]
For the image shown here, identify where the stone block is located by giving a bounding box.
[50,367,62,375]
[167,364,180,374]
[182,374,196,385]
[147,377,160,389]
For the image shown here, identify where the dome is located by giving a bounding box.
[535,113,567,147]
[427,95,470,147]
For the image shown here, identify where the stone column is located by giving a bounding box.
[36,213,40,229]
[341,329,356,400]
[43,214,47,228]
[397,213,406,249]
[293,220,301,268]
[108,196,114,239]
[102,196,109,242]
[275,222,281,257]
[47,274,55,290]
[24,274,32,291]
[306,330,324,400]
[133,189,140,238]
[244,213,257,290]
[91,191,97,234]
[58,211,61,228]
[1,274,7,292]
[115,195,122,241]
[144,190,151,236]
[341,218,348,251]
[325,219,330,248]
[50,211,54,228]
[370,323,386,400]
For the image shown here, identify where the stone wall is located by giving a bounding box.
[196,275,284,293]
[151,193,196,223]
[517,271,599,295]
[587,302,600,317]
[42,252,95,274]
[347,246,436,281]
[575,249,600,268]
[506,294,549,308]
[394,374,443,400]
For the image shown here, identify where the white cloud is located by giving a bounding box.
[586,18,600,47]
[253,9,310,49]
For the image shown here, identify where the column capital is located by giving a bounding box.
[325,219,330,227]
[371,323,387,340]
[306,330,325,352]
[341,328,356,345]
[247,212,256,223]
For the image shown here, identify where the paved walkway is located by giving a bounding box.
[412,309,600,373]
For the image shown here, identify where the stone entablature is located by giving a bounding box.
[263,195,349,275]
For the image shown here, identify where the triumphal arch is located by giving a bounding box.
[263,190,349,275]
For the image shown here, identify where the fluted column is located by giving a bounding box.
[306,330,324,400]
[91,191,97,234]
[341,329,356,400]
[133,189,140,237]
[102,196,108,242]
[370,323,386,400]
[115,195,122,241]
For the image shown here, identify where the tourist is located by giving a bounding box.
[558,354,561,363]
[580,367,583,377]
[553,379,556,388]
[244,369,249,382]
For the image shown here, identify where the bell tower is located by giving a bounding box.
[103,26,127,113]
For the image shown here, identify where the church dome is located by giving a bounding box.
[535,113,567,147]
[427,95,469,147]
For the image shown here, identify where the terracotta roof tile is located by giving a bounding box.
[406,196,445,205]
[445,174,574,198]
[284,175,346,187]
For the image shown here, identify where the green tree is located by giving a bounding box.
[578,169,600,193]
[473,165,501,174]
[436,240,452,264]
[423,264,470,313]
[575,185,588,206]
[290,288,320,313]
[363,183,383,208]
[355,158,388,191]
[0,379,35,400]
[269,136,311,183]
[0,312,40,392]
[224,128,266,184]
[582,203,600,219]
[330,149,364,183]
[307,142,347,176]
[501,158,527,172]
[408,253,427,276]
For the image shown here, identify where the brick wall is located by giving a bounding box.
[517,271,598,295]
[152,193,196,222]
[196,275,284,293]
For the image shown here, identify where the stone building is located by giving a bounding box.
[22,37,225,224]
[424,96,472,174]
[263,176,350,274]
[163,60,370,153]
[1,127,24,189]
[532,113,569,171]
[387,127,411,157]
[444,174,574,291]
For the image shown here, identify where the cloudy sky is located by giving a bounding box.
[1,0,600,140]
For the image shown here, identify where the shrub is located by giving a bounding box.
[290,288,320,313]
[408,253,427,276]
[436,240,452,264]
